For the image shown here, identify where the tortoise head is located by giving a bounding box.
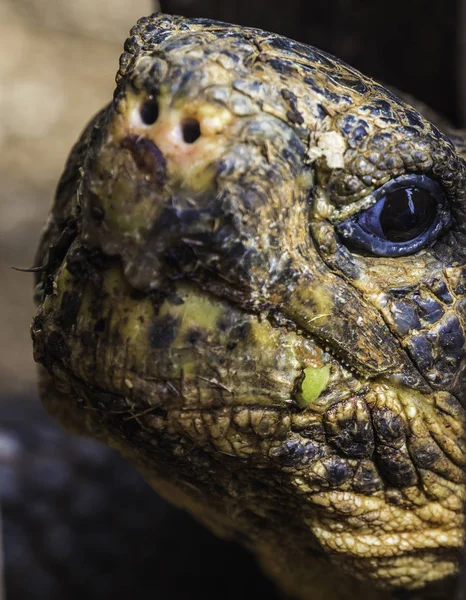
[32,13,466,598]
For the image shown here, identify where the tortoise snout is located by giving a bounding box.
[112,89,234,192]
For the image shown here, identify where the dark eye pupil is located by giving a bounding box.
[140,100,159,125]
[379,187,436,242]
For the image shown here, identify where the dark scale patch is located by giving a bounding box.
[79,329,99,353]
[315,104,328,120]
[148,315,179,349]
[371,407,417,488]
[352,125,369,143]
[399,126,421,139]
[286,109,304,125]
[406,334,435,371]
[413,295,444,324]
[284,134,307,166]
[85,391,142,440]
[388,284,418,298]
[413,150,429,163]
[281,89,297,103]
[371,407,407,446]
[217,320,229,333]
[161,36,203,55]
[409,438,443,471]
[360,100,394,120]
[383,154,403,170]
[116,51,132,81]
[405,110,423,128]
[219,49,241,66]
[321,456,352,486]
[456,282,466,296]
[457,298,466,322]
[353,460,383,494]
[58,291,81,331]
[146,65,165,97]
[374,85,405,108]
[339,114,368,138]
[369,131,394,149]
[390,301,422,336]
[453,268,466,295]
[274,258,296,285]
[298,422,326,443]
[302,76,352,105]
[295,43,337,69]
[269,438,324,467]
[375,445,418,488]
[327,73,367,95]
[429,315,465,367]
[263,37,337,69]
[324,399,374,459]
[329,174,365,201]
[330,247,361,280]
[263,57,297,78]
[123,35,142,55]
[178,69,201,92]
[153,206,204,233]
[361,175,374,186]
[280,89,304,125]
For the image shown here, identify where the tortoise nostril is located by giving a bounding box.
[140,99,159,125]
[181,118,201,144]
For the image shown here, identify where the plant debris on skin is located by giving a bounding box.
[32,12,466,600]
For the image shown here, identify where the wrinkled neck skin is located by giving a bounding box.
[32,13,466,600]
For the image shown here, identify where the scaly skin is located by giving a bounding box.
[31,13,466,599]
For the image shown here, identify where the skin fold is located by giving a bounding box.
[31,13,466,599]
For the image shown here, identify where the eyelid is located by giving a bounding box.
[333,174,445,224]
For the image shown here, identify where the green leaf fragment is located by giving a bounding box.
[297,365,330,408]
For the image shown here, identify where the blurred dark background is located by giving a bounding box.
[0,0,462,598]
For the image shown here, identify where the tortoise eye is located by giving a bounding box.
[336,175,450,257]
[377,187,436,242]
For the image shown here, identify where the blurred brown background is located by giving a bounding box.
[0,0,156,395]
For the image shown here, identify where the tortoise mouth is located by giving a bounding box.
[32,241,365,420]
